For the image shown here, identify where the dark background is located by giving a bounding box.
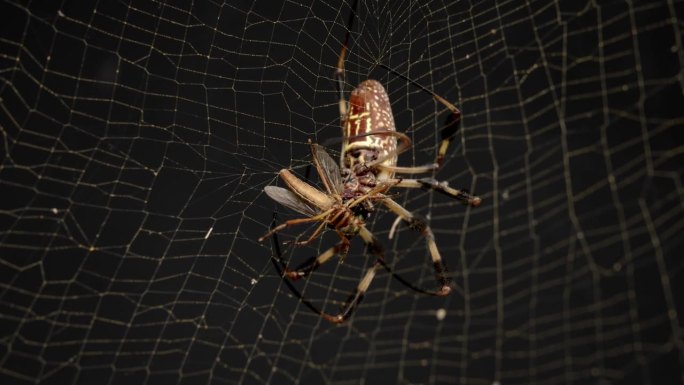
[1,1,682,384]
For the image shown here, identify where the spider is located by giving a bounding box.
[259,0,481,323]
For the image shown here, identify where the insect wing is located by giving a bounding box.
[264,186,319,216]
[311,144,342,194]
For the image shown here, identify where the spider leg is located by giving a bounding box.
[321,226,383,323]
[378,163,439,174]
[283,232,350,280]
[382,177,481,207]
[269,213,331,318]
[327,261,382,323]
[336,0,358,126]
[381,197,453,296]
[330,225,453,323]
[377,63,462,168]
[270,213,447,323]
[269,215,382,324]
[356,130,441,174]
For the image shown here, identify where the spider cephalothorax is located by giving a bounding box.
[341,155,379,215]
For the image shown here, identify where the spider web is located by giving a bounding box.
[1,0,683,384]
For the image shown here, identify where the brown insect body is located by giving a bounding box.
[261,145,368,245]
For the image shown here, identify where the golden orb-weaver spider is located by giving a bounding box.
[259,0,481,323]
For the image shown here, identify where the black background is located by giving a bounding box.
[1,1,683,384]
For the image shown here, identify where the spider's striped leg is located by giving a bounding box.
[271,213,445,323]
[325,224,444,324]
[324,260,382,324]
[269,219,382,324]
[435,107,462,167]
[286,226,385,323]
[283,232,350,280]
[384,178,481,207]
[376,63,463,169]
[335,0,359,125]
[322,226,384,323]
[269,214,332,318]
[336,52,347,124]
[381,198,453,296]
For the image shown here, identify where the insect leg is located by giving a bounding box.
[289,220,328,246]
[258,208,333,242]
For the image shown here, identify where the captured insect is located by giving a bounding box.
[259,0,481,323]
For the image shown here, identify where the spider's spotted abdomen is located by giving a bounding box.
[342,80,397,180]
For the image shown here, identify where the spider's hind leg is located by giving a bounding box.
[381,198,453,296]
[283,232,350,280]
[268,215,379,324]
